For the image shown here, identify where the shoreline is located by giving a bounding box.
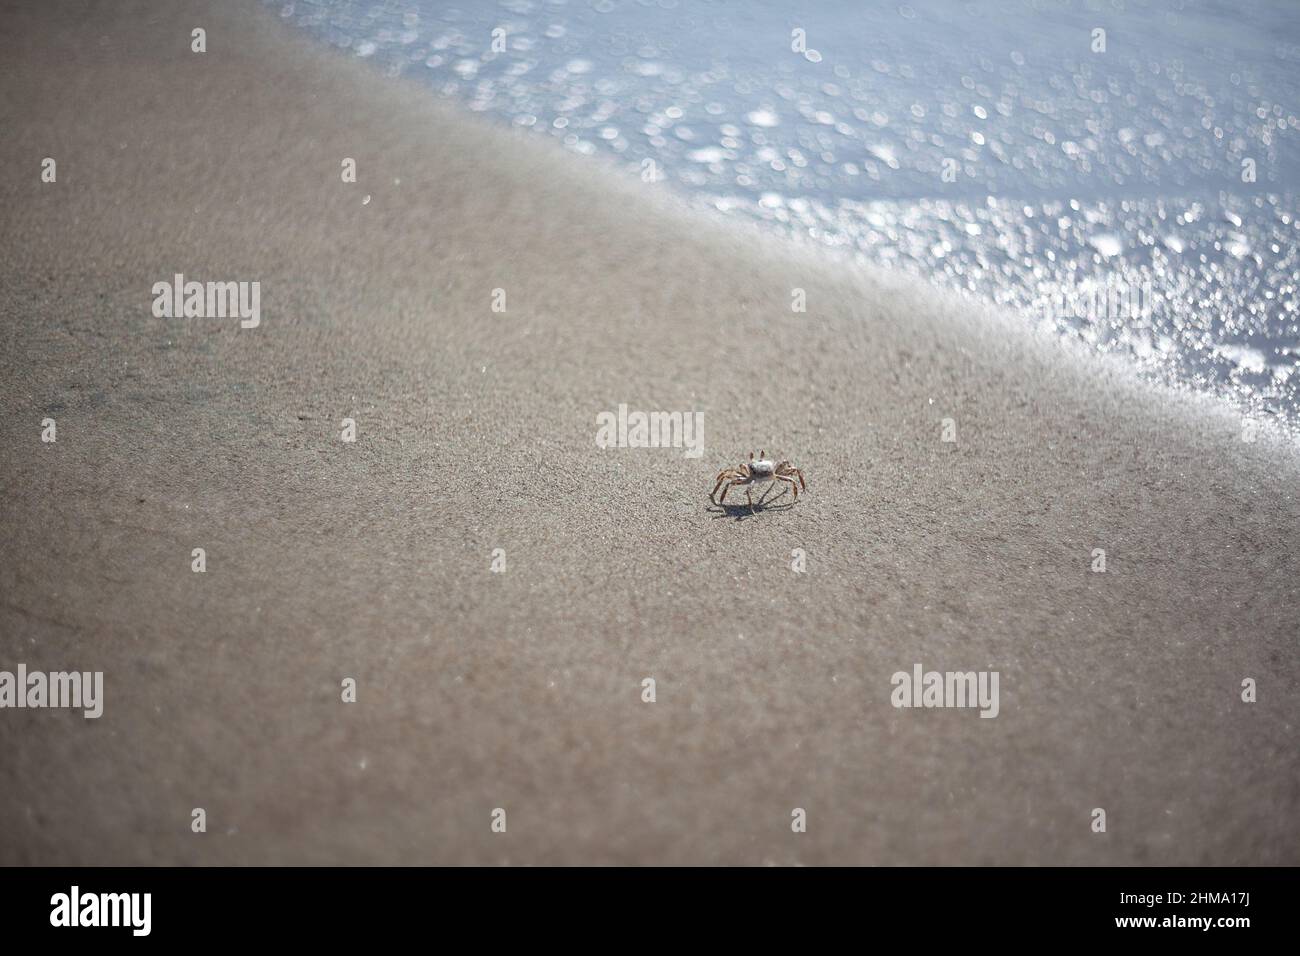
[0,0,1297,865]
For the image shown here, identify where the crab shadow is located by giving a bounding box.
[706,485,799,521]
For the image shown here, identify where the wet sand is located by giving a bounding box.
[0,0,1297,864]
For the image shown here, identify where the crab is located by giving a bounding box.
[710,450,807,513]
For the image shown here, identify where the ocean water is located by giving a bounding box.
[272,0,1300,432]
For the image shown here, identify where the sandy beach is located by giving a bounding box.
[1,0,1297,865]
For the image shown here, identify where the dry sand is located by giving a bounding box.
[1,0,1297,865]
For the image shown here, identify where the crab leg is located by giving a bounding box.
[711,472,733,501]
[716,478,743,504]
[757,479,784,505]
[712,469,747,501]
[777,464,806,490]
